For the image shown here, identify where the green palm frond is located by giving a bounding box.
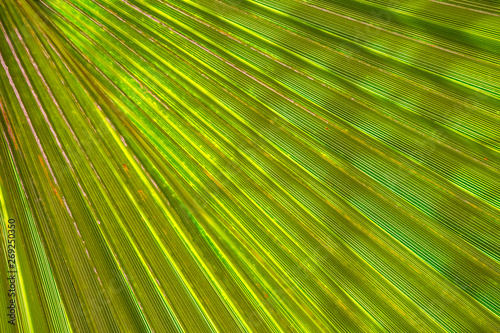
[0,0,499,332]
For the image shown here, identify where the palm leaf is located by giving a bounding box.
[0,0,499,331]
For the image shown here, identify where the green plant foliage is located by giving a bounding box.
[0,0,499,332]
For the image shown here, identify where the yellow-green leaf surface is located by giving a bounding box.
[0,0,499,332]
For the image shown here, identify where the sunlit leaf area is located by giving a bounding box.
[0,0,499,332]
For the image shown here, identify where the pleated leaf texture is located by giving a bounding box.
[0,0,499,332]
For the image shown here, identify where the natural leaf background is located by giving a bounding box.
[0,0,499,332]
